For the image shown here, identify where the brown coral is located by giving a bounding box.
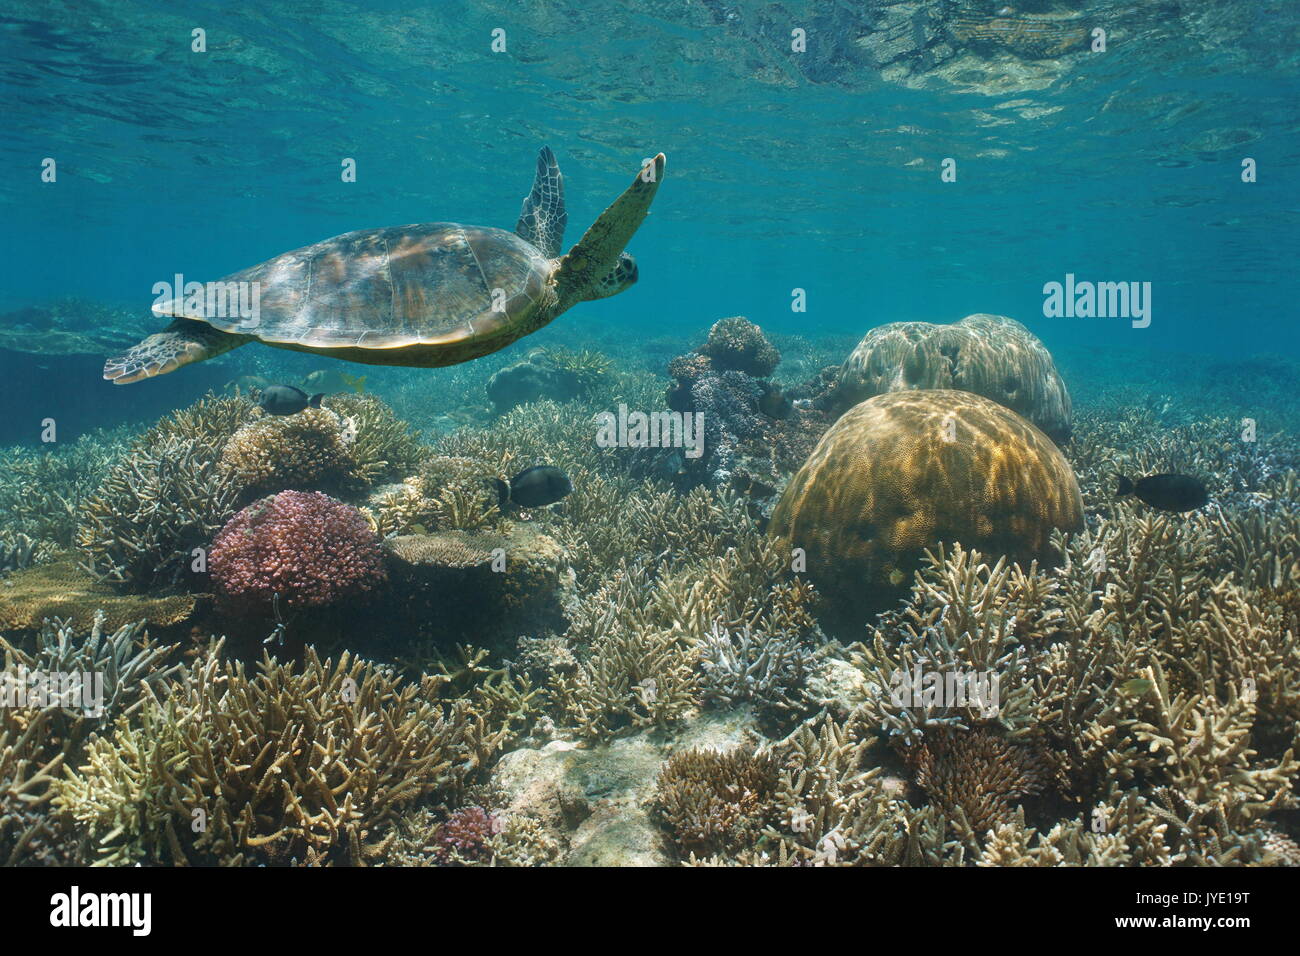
[55,642,509,865]
[904,727,1051,839]
[770,390,1083,630]
[219,407,363,496]
[0,558,203,633]
[653,746,779,857]
[832,314,1073,442]
[698,315,781,377]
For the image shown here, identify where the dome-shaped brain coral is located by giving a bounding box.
[769,390,1083,630]
[209,490,387,615]
[832,314,1073,442]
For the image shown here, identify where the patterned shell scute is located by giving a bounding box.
[186,223,551,350]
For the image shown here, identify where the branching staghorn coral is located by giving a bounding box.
[849,544,1047,746]
[699,622,815,719]
[78,434,242,590]
[0,426,131,551]
[0,613,181,866]
[323,393,424,484]
[0,531,57,572]
[842,513,1300,862]
[0,708,70,866]
[0,612,181,732]
[76,394,256,591]
[653,746,779,858]
[760,714,961,866]
[56,642,511,866]
[903,727,1051,844]
[556,589,700,739]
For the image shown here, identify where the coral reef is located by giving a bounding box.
[430,806,502,864]
[323,393,424,484]
[770,389,1083,630]
[209,491,387,616]
[647,320,829,505]
[829,314,1073,442]
[1,614,180,865]
[903,727,1051,837]
[380,525,571,650]
[487,347,613,412]
[77,394,254,590]
[55,642,509,865]
[4,324,1298,870]
[699,622,815,723]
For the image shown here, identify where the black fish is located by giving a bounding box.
[259,385,324,416]
[1116,473,1209,512]
[758,385,792,420]
[495,465,573,509]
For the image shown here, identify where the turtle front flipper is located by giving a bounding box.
[516,145,567,258]
[103,318,249,384]
[554,152,665,309]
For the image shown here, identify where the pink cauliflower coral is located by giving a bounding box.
[209,490,387,615]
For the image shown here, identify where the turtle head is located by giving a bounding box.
[589,252,638,300]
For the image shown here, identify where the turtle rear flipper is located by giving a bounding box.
[555,152,664,308]
[103,319,248,384]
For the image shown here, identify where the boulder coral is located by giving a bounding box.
[831,314,1073,442]
[698,315,781,378]
[219,406,362,497]
[208,490,387,616]
[769,390,1083,629]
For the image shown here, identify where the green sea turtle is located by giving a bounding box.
[104,147,666,384]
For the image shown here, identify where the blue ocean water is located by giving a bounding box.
[3,0,1297,390]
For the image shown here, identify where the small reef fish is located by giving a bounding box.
[1120,678,1153,697]
[259,384,325,416]
[304,368,367,394]
[1116,473,1209,513]
[225,373,272,395]
[495,465,573,509]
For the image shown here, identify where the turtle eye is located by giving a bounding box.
[619,253,638,285]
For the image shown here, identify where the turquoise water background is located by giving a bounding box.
[1,0,1297,409]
